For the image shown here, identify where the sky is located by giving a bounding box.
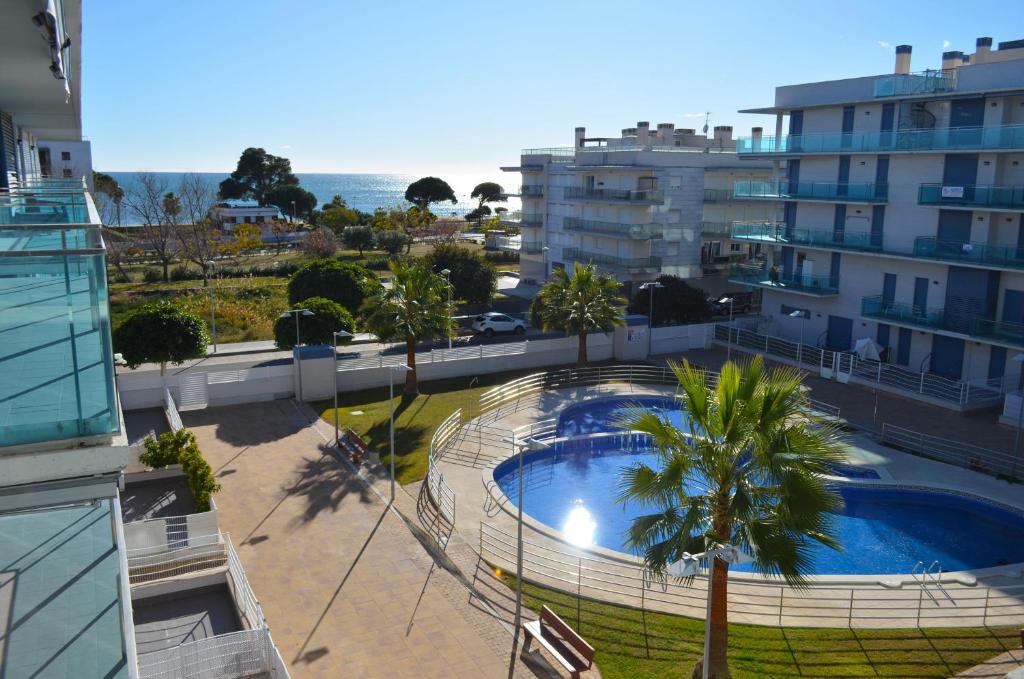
[83,0,1015,179]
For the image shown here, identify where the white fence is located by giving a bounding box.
[226,537,267,630]
[650,322,714,355]
[714,325,1004,409]
[881,423,1022,482]
[336,340,530,372]
[126,533,226,585]
[479,522,1024,629]
[163,387,183,431]
[124,511,219,556]
[136,628,277,679]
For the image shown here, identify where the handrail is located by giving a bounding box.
[880,423,1021,482]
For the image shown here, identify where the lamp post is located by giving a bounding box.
[541,245,550,282]
[388,363,411,503]
[719,297,735,362]
[639,281,664,357]
[332,330,354,446]
[205,260,218,353]
[789,308,806,366]
[441,268,453,349]
[291,200,297,224]
[280,308,314,400]
[1012,353,1024,477]
[667,545,753,679]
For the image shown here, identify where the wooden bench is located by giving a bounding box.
[339,429,369,464]
[522,605,595,679]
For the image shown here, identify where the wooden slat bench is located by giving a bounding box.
[339,429,369,464]
[522,605,595,679]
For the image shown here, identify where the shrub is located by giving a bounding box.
[139,429,220,511]
[341,225,375,254]
[142,268,162,283]
[287,259,380,315]
[364,256,392,271]
[374,229,408,257]
[112,301,208,372]
[423,243,497,305]
[170,265,201,281]
[273,296,355,349]
[234,286,273,301]
[484,250,519,263]
[302,225,338,258]
[626,274,712,326]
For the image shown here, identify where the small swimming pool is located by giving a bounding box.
[493,397,1024,575]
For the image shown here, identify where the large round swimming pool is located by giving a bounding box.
[494,396,1024,575]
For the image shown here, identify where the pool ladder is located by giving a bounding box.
[912,560,955,606]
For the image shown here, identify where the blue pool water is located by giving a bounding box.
[495,398,1024,575]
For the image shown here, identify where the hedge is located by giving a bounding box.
[139,429,220,512]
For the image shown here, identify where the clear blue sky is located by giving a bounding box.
[83,0,1013,179]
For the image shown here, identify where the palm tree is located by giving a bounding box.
[530,262,625,365]
[360,260,453,395]
[619,357,845,679]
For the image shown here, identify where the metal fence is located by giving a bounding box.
[163,386,184,432]
[880,423,1022,482]
[137,628,275,679]
[424,409,461,547]
[226,536,267,631]
[479,522,1024,629]
[127,533,226,585]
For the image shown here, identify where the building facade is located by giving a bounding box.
[501,122,774,292]
[733,37,1024,389]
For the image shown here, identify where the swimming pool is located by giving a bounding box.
[494,397,1024,575]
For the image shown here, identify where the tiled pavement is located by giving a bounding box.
[182,400,561,679]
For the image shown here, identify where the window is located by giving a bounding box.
[729,243,742,252]
[60,151,71,161]
[255,216,265,224]
[62,168,73,177]
[244,216,252,224]
[780,304,809,319]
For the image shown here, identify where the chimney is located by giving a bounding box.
[894,44,912,74]
[574,126,586,148]
[656,122,674,141]
[942,50,964,70]
[622,127,638,139]
[713,125,733,146]
[975,37,992,63]
[751,127,763,153]
[637,121,650,145]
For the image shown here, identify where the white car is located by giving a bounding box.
[472,312,527,337]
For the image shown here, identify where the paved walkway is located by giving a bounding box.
[182,400,556,679]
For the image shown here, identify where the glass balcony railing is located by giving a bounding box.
[0,193,93,225]
[730,222,883,252]
[914,237,1024,270]
[733,180,887,203]
[564,187,664,203]
[873,69,956,97]
[861,296,947,330]
[728,264,839,295]
[499,212,543,227]
[700,221,731,235]
[703,188,733,202]
[862,295,1024,348]
[563,247,662,271]
[736,124,1024,155]
[970,318,1024,348]
[562,217,662,239]
[503,185,544,198]
[918,184,1024,210]
[522,243,546,255]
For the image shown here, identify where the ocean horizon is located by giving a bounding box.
[105,171,519,223]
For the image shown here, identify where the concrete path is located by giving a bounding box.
[182,400,555,679]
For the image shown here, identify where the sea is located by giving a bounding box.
[105,172,519,224]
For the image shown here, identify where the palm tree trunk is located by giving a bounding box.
[577,331,588,365]
[697,557,732,679]
[404,335,418,395]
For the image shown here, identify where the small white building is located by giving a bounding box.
[209,203,281,229]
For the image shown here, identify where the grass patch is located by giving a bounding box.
[313,361,609,484]
[501,576,1016,678]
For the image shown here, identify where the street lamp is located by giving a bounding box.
[667,545,753,679]
[332,330,354,447]
[388,363,412,503]
[280,308,314,400]
[789,308,807,366]
[541,246,550,281]
[441,268,453,350]
[719,297,735,361]
[639,281,664,357]
[291,200,297,224]
[205,260,218,353]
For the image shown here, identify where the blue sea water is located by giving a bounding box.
[494,397,1024,574]
[105,171,516,224]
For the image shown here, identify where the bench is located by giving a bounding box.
[338,429,369,464]
[522,605,595,679]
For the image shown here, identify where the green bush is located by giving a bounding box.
[170,265,200,281]
[626,274,712,326]
[274,296,355,349]
[143,268,162,283]
[423,243,497,305]
[287,259,380,314]
[139,429,220,511]
[483,250,519,263]
[364,256,392,270]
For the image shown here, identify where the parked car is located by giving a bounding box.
[471,312,527,337]
[708,292,754,316]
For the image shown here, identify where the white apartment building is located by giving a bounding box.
[732,37,1024,397]
[0,3,287,677]
[501,122,775,292]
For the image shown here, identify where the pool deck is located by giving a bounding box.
[434,381,1024,629]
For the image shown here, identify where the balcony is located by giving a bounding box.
[503,185,544,198]
[918,184,1024,211]
[728,264,839,296]
[700,221,732,236]
[733,180,887,203]
[562,247,661,272]
[521,147,576,163]
[730,222,882,253]
[861,296,948,331]
[703,188,733,202]
[873,69,956,97]
[522,243,546,255]
[499,211,543,227]
[861,295,1024,348]
[563,217,662,239]
[914,237,1024,270]
[563,186,664,203]
[736,124,1024,156]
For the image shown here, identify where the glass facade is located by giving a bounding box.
[733,180,888,203]
[735,124,1024,155]
[0,192,119,447]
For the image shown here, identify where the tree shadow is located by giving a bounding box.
[287,444,377,525]
[182,401,307,447]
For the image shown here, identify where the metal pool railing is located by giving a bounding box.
[880,423,1022,482]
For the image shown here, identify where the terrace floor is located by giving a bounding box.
[132,585,242,655]
[120,477,194,522]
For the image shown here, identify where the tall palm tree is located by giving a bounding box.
[530,262,625,365]
[619,357,845,679]
[360,260,453,395]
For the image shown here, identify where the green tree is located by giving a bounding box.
[113,301,209,374]
[301,225,338,258]
[273,296,355,349]
[619,358,844,679]
[374,229,408,257]
[530,263,625,365]
[464,205,491,225]
[627,275,713,326]
[423,243,497,305]
[342,225,375,255]
[404,176,457,215]
[218,148,299,206]
[265,184,318,220]
[470,181,505,217]
[93,171,125,226]
[360,260,452,394]
[288,259,380,315]
[322,205,361,233]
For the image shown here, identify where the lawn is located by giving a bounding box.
[313,362,604,484]
[504,576,1017,678]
